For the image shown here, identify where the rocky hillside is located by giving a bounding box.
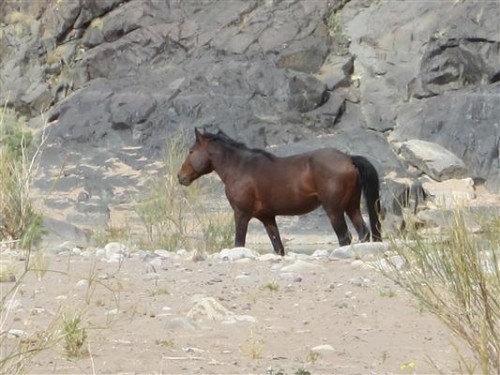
[1,0,499,244]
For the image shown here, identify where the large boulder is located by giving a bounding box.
[399,140,469,182]
[393,83,500,192]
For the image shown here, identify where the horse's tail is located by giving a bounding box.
[351,155,382,242]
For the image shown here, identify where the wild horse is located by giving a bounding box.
[177,128,382,256]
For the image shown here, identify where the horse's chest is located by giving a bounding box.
[224,179,256,212]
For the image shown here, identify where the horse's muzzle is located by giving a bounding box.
[177,174,192,186]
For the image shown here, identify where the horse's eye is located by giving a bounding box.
[189,149,194,154]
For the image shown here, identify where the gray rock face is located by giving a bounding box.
[1,0,498,241]
[342,0,500,191]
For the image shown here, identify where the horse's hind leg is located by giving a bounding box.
[324,209,352,247]
[346,206,370,242]
[260,216,285,256]
[345,189,370,242]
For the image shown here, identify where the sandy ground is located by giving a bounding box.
[1,245,470,375]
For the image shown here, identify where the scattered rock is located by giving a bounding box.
[258,253,283,262]
[187,297,233,321]
[164,317,199,331]
[75,279,89,289]
[371,255,407,273]
[311,344,335,353]
[104,242,128,262]
[279,272,303,282]
[6,329,28,339]
[311,249,329,258]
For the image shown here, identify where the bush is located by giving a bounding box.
[383,211,500,374]
[0,107,45,250]
[135,131,233,253]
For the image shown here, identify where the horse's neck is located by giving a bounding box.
[209,145,247,183]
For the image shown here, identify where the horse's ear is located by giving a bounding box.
[194,127,202,141]
[217,129,228,138]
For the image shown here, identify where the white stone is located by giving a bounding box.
[280,260,319,273]
[219,247,259,261]
[311,344,335,353]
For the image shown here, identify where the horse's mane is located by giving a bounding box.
[204,130,275,160]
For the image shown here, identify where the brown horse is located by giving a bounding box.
[177,128,382,255]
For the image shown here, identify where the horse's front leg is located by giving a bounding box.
[234,210,250,247]
[260,216,285,256]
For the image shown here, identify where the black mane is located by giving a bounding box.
[204,130,275,160]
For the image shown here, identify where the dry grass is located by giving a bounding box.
[0,106,45,252]
[382,210,500,374]
[134,131,234,253]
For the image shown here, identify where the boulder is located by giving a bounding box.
[399,140,468,181]
[421,178,476,208]
[418,37,499,96]
[287,73,328,113]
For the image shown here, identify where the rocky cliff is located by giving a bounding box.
[1,0,499,242]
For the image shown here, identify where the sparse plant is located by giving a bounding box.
[380,349,389,363]
[149,287,169,297]
[239,329,264,359]
[203,213,234,253]
[294,368,311,375]
[305,350,321,364]
[261,281,279,292]
[400,360,416,373]
[0,261,17,282]
[91,224,131,247]
[62,313,88,358]
[266,368,286,375]
[326,11,342,38]
[90,17,104,30]
[28,249,49,281]
[382,210,500,374]
[378,287,397,298]
[1,286,63,373]
[0,106,46,253]
[325,8,350,56]
[155,338,175,348]
[134,131,234,252]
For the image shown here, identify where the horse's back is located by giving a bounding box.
[309,148,356,175]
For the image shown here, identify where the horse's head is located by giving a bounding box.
[177,128,214,186]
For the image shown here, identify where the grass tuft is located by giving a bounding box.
[62,313,88,358]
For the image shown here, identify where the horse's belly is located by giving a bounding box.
[268,196,321,216]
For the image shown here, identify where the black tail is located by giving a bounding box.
[351,155,382,241]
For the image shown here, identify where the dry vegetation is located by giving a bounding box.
[383,212,500,374]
